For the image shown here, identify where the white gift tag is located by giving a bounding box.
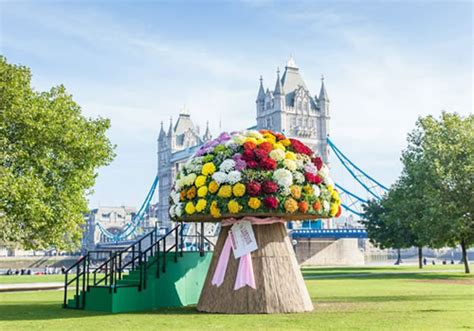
[229,221,258,259]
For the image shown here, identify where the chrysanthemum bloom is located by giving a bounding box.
[232,183,246,197]
[197,186,208,198]
[227,200,242,214]
[263,196,279,209]
[195,175,207,187]
[290,185,302,199]
[186,186,196,199]
[298,201,309,213]
[208,181,219,194]
[284,198,299,213]
[185,202,196,215]
[195,199,207,212]
[210,201,221,218]
[202,162,216,176]
[248,197,261,210]
[217,185,232,198]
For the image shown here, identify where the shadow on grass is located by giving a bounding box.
[303,271,471,281]
[318,294,469,303]
[0,303,208,321]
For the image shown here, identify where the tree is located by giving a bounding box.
[0,56,115,250]
[403,112,473,273]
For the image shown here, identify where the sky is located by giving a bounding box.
[1,0,472,210]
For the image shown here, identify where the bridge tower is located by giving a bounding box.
[256,57,330,164]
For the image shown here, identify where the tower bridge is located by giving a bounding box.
[87,57,387,258]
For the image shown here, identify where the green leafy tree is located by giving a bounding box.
[403,112,473,273]
[0,56,115,250]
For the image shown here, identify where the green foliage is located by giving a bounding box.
[0,56,115,250]
[364,112,473,272]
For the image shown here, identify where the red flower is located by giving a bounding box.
[263,196,279,209]
[312,157,323,171]
[243,141,257,150]
[259,157,277,170]
[335,206,342,217]
[290,138,313,156]
[246,181,261,196]
[254,148,268,161]
[259,141,273,153]
[241,149,255,162]
[246,160,258,169]
[305,173,322,184]
[275,132,286,141]
[261,181,278,194]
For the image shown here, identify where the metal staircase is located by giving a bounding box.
[63,223,212,310]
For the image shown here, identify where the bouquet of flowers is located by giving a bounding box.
[169,130,341,221]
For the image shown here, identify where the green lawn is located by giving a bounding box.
[0,274,64,284]
[0,265,472,330]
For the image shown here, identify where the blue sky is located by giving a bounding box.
[1,1,472,210]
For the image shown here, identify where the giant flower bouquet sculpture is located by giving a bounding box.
[169,130,341,221]
[169,130,341,314]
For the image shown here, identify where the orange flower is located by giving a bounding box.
[186,186,196,199]
[298,201,309,213]
[313,200,322,212]
[284,198,299,213]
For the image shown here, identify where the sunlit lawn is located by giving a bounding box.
[0,265,472,330]
[0,274,64,284]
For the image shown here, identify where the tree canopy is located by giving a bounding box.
[363,112,473,273]
[0,56,115,250]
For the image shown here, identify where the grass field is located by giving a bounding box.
[0,274,64,284]
[0,265,472,330]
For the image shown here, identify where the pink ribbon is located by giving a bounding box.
[211,217,284,290]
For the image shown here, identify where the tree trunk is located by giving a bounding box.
[197,222,313,313]
[396,248,402,264]
[418,246,423,269]
[460,240,470,274]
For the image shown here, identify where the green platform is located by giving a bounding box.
[66,251,212,313]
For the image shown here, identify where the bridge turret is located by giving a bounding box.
[318,76,330,164]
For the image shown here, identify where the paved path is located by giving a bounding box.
[303,269,463,279]
[0,282,63,292]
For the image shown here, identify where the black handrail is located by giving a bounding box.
[64,222,212,309]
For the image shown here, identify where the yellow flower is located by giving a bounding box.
[195,199,207,212]
[195,175,207,187]
[185,202,195,215]
[330,203,339,217]
[208,180,219,194]
[262,132,276,143]
[210,201,221,218]
[202,162,216,176]
[284,198,299,213]
[303,184,313,195]
[244,137,258,145]
[281,139,291,147]
[285,151,296,160]
[255,138,266,145]
[197,186,208,198]
[331,190,341,203]
[273,142,286,151]
[217,185,232,198]
[232,183,246,197]
[186,186,196,200]
[248,197,261,210]
[290,185,302,199]
[327,185,335,193]
[227,200,242,214]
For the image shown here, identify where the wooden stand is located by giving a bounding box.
[197,222,313,314]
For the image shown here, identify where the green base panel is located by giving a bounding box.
[66,251,212,313]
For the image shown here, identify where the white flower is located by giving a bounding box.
[246,130,263,139]
[280,186,291,196]
[169,206,176,218]
[175,203,183,217]
[312,185,321,198]
[293,171,305,184]
[304,162,317,174]
[212,171,228,184]
[269,149,285,161]
[295,159,305,170]
[170,190,180,204]
[325,177,335,187]
[227,170,242,184]
[319,164,329,179]
[219,159,236,173]
[233,134,246,145]
[283,159,297,171]
[323,201,330,213]
[175,178,184,190]
[183,173,197,186]
[273,169,293,188]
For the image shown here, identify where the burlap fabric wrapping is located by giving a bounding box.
[197,217,313,314]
